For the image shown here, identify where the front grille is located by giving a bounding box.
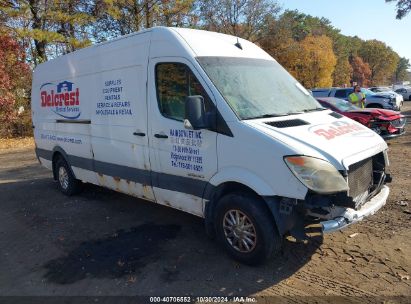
[391,118,406,128]
[347,157,373,206]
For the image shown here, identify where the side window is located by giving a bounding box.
[155,63,212,121]
[335,89,348,98]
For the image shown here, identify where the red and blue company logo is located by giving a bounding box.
[309,121,372,140]
[40,81,81,119]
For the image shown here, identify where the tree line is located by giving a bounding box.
[0,0,410,136]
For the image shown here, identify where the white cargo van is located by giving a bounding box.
[32,27,391,264]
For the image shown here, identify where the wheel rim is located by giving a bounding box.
[223,209,257,253]
[372,127,381,134]
[58,166,69,190]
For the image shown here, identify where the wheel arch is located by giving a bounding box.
[51,146,75,180]
[203,168,276,238]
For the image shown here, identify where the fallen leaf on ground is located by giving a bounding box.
[398,273,410,281]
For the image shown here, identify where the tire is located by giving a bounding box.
[54,157,81,196]
[215,192,282,265]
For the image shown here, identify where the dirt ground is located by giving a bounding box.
[0,104,410,303]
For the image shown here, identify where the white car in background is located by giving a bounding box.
[394,87,411,101]
[369,87,404,107]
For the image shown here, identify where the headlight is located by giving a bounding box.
[284,156,348,194]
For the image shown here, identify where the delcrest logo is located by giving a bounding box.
[40,81,81,119]
[309,121,370,140]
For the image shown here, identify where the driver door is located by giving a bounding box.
[148,57,218,217]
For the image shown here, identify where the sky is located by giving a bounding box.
[279,0,411,60]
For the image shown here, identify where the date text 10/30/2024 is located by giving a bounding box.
[149,296,257,303]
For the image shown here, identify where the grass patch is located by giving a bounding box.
[0,137,34,151]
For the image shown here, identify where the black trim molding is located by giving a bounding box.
[36,147,212,199]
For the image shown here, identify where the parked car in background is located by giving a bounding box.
[312,87,401,110]
[369,87,404,105]
[395,87,411,101]
[316,97,406,139]
[369,86,392,93]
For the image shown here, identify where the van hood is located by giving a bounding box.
[244,110,387,169]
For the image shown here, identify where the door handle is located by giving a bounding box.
[133,132,146,137]
[154,133,168,139]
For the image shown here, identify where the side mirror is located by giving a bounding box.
[184,95,208,130]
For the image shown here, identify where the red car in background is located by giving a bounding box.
[316,97,406,139]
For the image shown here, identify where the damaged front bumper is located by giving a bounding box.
[320,185,389,233]
[381,130,406,139]
[264,152,390,240]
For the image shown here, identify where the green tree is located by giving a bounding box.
[91,0,195,42]
[386,0,411,19]
[359,40,399,85]
[277,10,339,41]
[198,0,281,42]
[0,0,94,64]
[394,57,411,82]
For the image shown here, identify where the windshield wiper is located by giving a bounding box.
[245,111,308,120]
[286,111,304,115]
[244,113,289,120]
[302,107,327,112]
[245,108,324,120]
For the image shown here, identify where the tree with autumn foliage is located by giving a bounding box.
[333,58,352,87]
[350,56,372,87]
[0,31,32,137]
[1,0,94,63]
[359,40,399,85]
[198,0,281,42]
[91,0,196,42]
[291,35,336,88]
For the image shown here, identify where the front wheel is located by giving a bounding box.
[215,192,282,265]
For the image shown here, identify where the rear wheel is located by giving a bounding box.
[54,157,81,196]
[215,192,282,265]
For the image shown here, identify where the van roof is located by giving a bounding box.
[34,27,272,70]
[32,27,274,86]
[167,27,271,59]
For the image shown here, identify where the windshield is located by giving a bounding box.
[196,57,321,120]
[361,88,376,96]
[331,99,359,112]
[379,87,391,91]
